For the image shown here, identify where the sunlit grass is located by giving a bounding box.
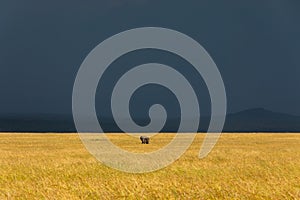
[0,133,299,199]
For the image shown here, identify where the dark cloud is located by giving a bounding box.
[0,0,299,117]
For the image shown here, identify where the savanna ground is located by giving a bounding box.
[0,133,299,199]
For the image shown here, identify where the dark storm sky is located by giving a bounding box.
[0,0,299,117]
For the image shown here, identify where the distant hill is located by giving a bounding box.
[0,114,75,133]
[0,108,300,132]
[223,108,300,132]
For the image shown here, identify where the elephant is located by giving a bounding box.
[140,136,150,144]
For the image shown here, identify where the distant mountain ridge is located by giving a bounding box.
[0,108,299,132]
[223,108,300,132]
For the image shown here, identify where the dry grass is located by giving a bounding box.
[0,133,300,199]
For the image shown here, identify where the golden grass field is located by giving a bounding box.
[0,133,299,199]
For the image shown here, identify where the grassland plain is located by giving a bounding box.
[0,133,299,199]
